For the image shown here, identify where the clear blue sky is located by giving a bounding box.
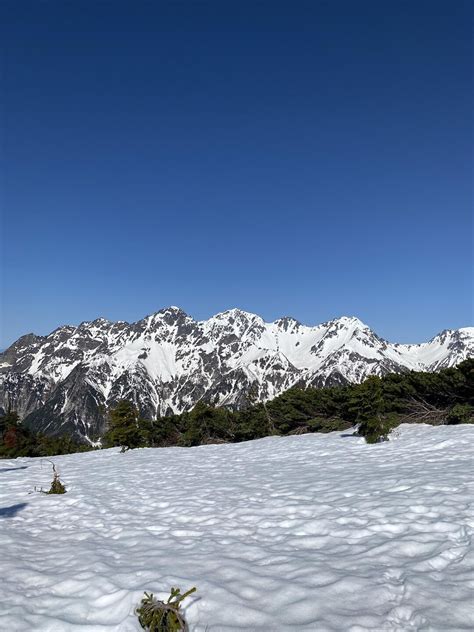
[1,1,472,348]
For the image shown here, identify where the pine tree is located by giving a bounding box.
[0,410,20,435]
[348,376,389,443]
[104,400,143,451]
[180,401,234,446]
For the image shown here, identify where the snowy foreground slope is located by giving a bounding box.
[1,425,474,631]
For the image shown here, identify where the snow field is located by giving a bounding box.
[1,424,474,631]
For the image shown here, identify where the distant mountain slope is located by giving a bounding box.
[1,307,473,441]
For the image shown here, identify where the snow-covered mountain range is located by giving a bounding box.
[1,307,473,441]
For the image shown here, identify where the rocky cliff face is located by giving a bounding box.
[1,307,472,441]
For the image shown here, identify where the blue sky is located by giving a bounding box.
[1,1,472,347]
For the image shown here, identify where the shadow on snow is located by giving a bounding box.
[0,466,29,473]
[0,503,28,518]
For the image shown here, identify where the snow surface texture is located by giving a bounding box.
[1,424,474,631]
[1,307,473,441]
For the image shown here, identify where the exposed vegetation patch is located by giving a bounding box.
[46,462,66,494]
[136,587,196,632]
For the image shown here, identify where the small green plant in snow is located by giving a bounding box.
[136,586,196,632]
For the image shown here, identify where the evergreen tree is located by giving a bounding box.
[0,410,20,435]
[104,400,143,451]
[180,401,234,446]
[348,375,384,421]
[446,403,474,425]
[347,376,390,443]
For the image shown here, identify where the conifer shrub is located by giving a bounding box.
[0,409,94,458]
[307,416,352,433]
[48,473,66,494]
[358,413,401,443]
[446,403,474,425]
[358,417,389,444]
[136,586,196,632]
[40,461,66,494]
[179,402,234,446]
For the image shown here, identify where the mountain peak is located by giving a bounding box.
[1,308,472,440]
[212,308,260,322]
[274,316,302,331]
[144,306,190,324]
[324,316,371,332]
[158,306,188,316]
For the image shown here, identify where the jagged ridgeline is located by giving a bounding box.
[0,307,473,442]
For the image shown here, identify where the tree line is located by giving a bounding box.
[99,358,474,450]
[1,359,473,457]
[0,411,94,458]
